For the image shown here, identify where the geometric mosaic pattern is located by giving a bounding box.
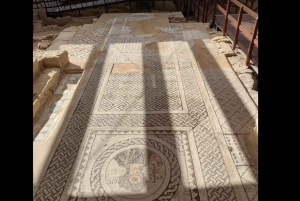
[99,70,182,111]
[33,13,256,201]
[237,166,258,201]
[199,68,258,134]
[60,26,110,62]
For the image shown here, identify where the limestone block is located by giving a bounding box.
[235,68,253,74]
[218,39,231,43]
[232,63,248,71]
[53,17,67,26]
[45,17,53,25]
[33,98,41,118]
[52,25,59,30]
[33,58,44,80]
[34,68,61,107]
[72,18,81,23]
[33,28,42,33]
[73,16,95,24]
[219,42,236,56]
[44,33,57,40]
[47,40,68,50]
[53,17,61,22]
[212,36,227,41]
[55,31,76,41]
[43,50,69,70]
[239,73,254,90]
[238,73,253,81]
[62,16,72,20]
[33,20,44,29]
[33,10,40,20]
[33,36,43,42]
[228,56,247,66]
[211,32,223,37]
[63,26,79,32]
[244,83,254,91]
[208,30,219,34]
[61,18,71,24]
[37,58,44,69]
[172,12,184,16]
[47,17,53,22]
[38,8,47,22]
[41,26,51,32]
[33,19,44,24]
[83,24,93,29]
[38,40,51,49]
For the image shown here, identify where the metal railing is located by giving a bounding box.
[33,0,170,16]
[172,0,258,66]
[211,0,258,65]
[33,0,126,15]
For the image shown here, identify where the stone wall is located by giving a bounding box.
[33,15,95,33]
[33,6,97,33]
[107,3,130,13]
[33,24,60,33]
[44,16,96,26]
[33,3,128,33]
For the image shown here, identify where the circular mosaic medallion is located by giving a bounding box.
[91,139,180,201]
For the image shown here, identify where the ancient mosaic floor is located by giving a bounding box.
[33,13,258,201]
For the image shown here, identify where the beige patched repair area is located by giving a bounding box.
[112,64,146,74]
[33,12,258,201]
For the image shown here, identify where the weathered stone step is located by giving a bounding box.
[64,62,84,74]
[33,68,61,119]
[33,58,44,81]
[33,50,70,119]
[47,26,80,51]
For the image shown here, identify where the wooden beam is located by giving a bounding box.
[197,0,201,21]
[223,0,231,36]
[231,0,257,18]
[246,17,258,65]
[204,0,213,22]
[103,0,108,13]
[210,0,217,27]
[204,0,209,22]
[217,4,226,15]
[226,14,257,45]
[201,0,206,22]
[233,6,243,49]
[129,0,132,12]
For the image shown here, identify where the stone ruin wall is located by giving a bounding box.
[33,3,130,32]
